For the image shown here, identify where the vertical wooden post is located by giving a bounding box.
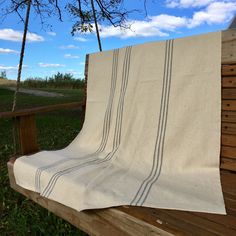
[17,114,39,155]
[221,29,236,172]
[83,54,89,112]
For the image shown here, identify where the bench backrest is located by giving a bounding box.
[83,29,236,173]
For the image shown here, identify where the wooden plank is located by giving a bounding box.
[221,157,236,171]
[18,115,39,155]
[222,88,236,99]
[122,206,236,236]
[222,29,236,64]
[225,197,236,216]
[121,207,206,236]
[192,212,236,230]
[221,170,236,199]
[7,161,177,236]
[223,191,236,202]
[83,54,89,111]
[159,210,236,236]
[222,122,236,135]
[222,111,236,122]
[0,102,84,119]
[221,146,236,159]
[97,208,178,236]
[222,65,236,76]
[222,77,236,87]
[222,134,236,146]
[118,206,185,236]
[222,100,236,110]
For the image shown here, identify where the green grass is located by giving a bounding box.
[0,87,87,235]
[0,87,84,112]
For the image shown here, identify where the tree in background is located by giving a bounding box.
[0,0,63,111]
[1,0,139,51]
[0,0,63,27]
[0,70,7,79]
[0,0,147,109]
[67,0,134,51]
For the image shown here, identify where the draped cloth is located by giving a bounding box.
[14,31,226,214]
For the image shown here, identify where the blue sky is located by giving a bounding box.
[0,0,236,80]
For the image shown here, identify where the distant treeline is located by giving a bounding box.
[22,72,85,89]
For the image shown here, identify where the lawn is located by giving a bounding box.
[0,87,87,235]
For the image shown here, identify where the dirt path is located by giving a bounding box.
[6,87,64,97]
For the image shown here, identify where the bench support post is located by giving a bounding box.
[16,114,39,155]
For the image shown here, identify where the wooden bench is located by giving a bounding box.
[3,29,236,235]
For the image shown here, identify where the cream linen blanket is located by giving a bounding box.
[14,32,226,214]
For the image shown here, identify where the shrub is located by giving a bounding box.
[22,73,85,89]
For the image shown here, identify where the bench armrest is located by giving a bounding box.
[0,102,84,119]
[0,102,85,156]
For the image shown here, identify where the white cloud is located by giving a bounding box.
[100,15,187,38]
[149,15,188,31]
[99,1,236,38]
[74,36,88,42]
[60,44,79,49]
[0,28,44,42]
[100,23,166,38]
[166,0,215,8]
[0,65,17,70]
[0,64,28,70]
[0,48,19,54]
[189,1,236,27]
[47,31,56,36]
[38,63,65,68]
[64,54,80,59]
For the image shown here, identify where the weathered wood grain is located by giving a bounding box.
[222,134,236,146]
[222,122,236,135]
[222,64,236,76]
[222,77,236,87]
[192,211,236,230]
[221,146,236,159]
[222,111,236,122]
[222,29,236,64]
[17,115,39,155]
[222,100,236,111]
[222,88,236,99]
[221,157,236,171]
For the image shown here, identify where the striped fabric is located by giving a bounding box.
[14,32,225,214]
